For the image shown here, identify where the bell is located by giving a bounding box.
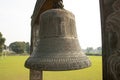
[25,9,91,71]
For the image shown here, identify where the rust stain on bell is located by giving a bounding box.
[25,0,91,71]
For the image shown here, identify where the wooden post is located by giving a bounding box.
[28,1,47,80]
[29,23,42,80]
[30,70,43,80]
[100,0,120,80]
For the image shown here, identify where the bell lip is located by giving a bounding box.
[25,64,91,71]
[24,57,91,71]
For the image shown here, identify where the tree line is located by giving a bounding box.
[0,32,30,55]
[83,47,102,56]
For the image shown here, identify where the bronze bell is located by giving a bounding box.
[25,9,91,71]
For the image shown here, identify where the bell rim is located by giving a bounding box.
[25,56,91,71]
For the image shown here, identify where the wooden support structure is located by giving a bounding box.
[29,0,46,80]
[100,0,120,80]
[30,70,43,80]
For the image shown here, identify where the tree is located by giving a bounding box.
[0,32,5,53]
[86,47,94,54]
[96,47,102,54]
[9,42,26,54]
[9,41,30,54]
[25,42,30,54]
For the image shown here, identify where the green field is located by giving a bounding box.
[0,56,102,80]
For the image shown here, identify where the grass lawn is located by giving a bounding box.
[0,56,102,80]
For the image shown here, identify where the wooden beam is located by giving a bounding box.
[100,0,120,80]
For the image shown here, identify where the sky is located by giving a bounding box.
[0,0,101,49]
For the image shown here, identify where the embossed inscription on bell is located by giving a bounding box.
[25,9,91,71]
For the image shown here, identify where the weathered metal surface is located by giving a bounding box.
[100,0,120,80]
[25,9,91,71]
